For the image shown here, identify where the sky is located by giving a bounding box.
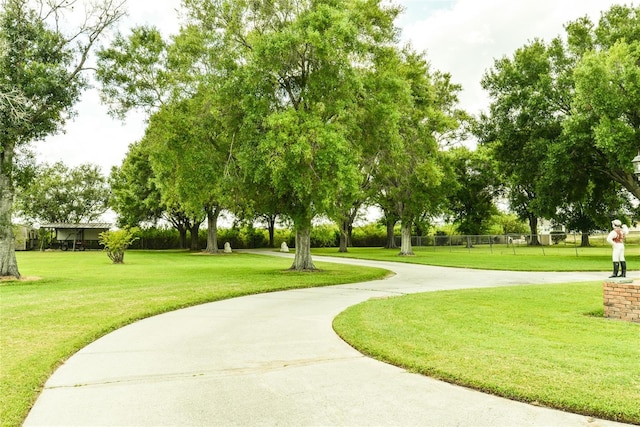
[31,0,624,175]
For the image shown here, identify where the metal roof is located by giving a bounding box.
[39,223,112,229]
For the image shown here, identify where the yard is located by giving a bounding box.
[1,247,639,425]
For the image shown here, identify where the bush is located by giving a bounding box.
[132,227,180,249]
[551,231,567,244]
[311,223,339,247]
[99,228,139,264]
[351,223,387,247]
[240,225,269,248]
[274,228,295,248]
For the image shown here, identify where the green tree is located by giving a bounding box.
[372,49,462,256]
[479,40,565,244]
[145,90,231,253]
[480,4,640,246]
[98,20,239,253]
[333,45,419,253]
[0,0,124,277]
[564,5,640,199]
[538,135,634,246]
[109,140,164,227]
[96,25,172,119]
[447,146,502,236]
[16,162,110,224]
[488,212,529,235]
[184,0,403,269]
[109,139,205,250]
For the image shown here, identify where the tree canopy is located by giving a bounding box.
[0,0,124,277]
[479,4,640,241]
[16,162,110,224]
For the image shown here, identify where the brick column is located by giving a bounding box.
[603,279,640,323]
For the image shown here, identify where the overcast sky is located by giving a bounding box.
[32,0,623,174]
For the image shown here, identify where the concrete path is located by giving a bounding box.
[25,251,634,426]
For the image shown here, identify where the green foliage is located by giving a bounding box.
[15,162,110,224]
[130,227,180,249]
[480,3,640,237]
[487,213,529,235]
[96,26,170,119]
[446,146,502,235]
[479,39,563,238]
[203,0,404,269]
[98,228,140,264]
[351,223,387,247]
[109,141,164,227]
[1,0,83,144]
[0,0,124,277]
[310,223,339,248]
[371,48,463,255]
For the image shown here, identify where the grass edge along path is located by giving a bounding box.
[333,282,640,424]
[312,245,640,271]
[1,250,389,427]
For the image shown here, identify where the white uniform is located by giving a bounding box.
[606,224,629,262]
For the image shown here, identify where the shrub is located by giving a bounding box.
[311,223,339,247]
[99,228,139,264]
[551,231,567,244]
[351,223,387,247]
[133,227,180,249]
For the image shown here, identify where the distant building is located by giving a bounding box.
[40,223,111,250]
[14,224,38,251]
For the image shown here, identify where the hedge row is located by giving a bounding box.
[130,223,389,250]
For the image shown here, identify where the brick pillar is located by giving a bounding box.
[603,279,640,323]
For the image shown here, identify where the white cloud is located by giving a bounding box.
[397,0,621,114]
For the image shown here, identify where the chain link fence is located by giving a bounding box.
[394,231,640,255]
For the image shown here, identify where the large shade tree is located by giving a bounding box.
[480,4,640,243]
[479,40,564,245]
[16,162,110,224]
[446,146,502,236]
[144,90,232,253]
[564,5,640,200]
[97,18,250,253]
[0,0,124,278]
[110,140,207,249]
[372,49,462,256]
[183,0,403,269]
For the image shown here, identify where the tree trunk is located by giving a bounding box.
[527,215,540,246]
[0,142,20,278]
[581,232,591,247]
[267,214,276,248]
[189,223,200,251]
[205,207,220,253]
[384,218,397,249]
[177,226,187,249]
[291,218,316,271]
[338,219,349,253]
[399,221,414,256]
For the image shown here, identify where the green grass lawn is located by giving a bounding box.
[2,247,639,426]
[0,250,388,427]
[313,244,640,271]
[333,283,640,424]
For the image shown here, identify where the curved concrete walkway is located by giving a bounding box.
[25,251,634,426]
